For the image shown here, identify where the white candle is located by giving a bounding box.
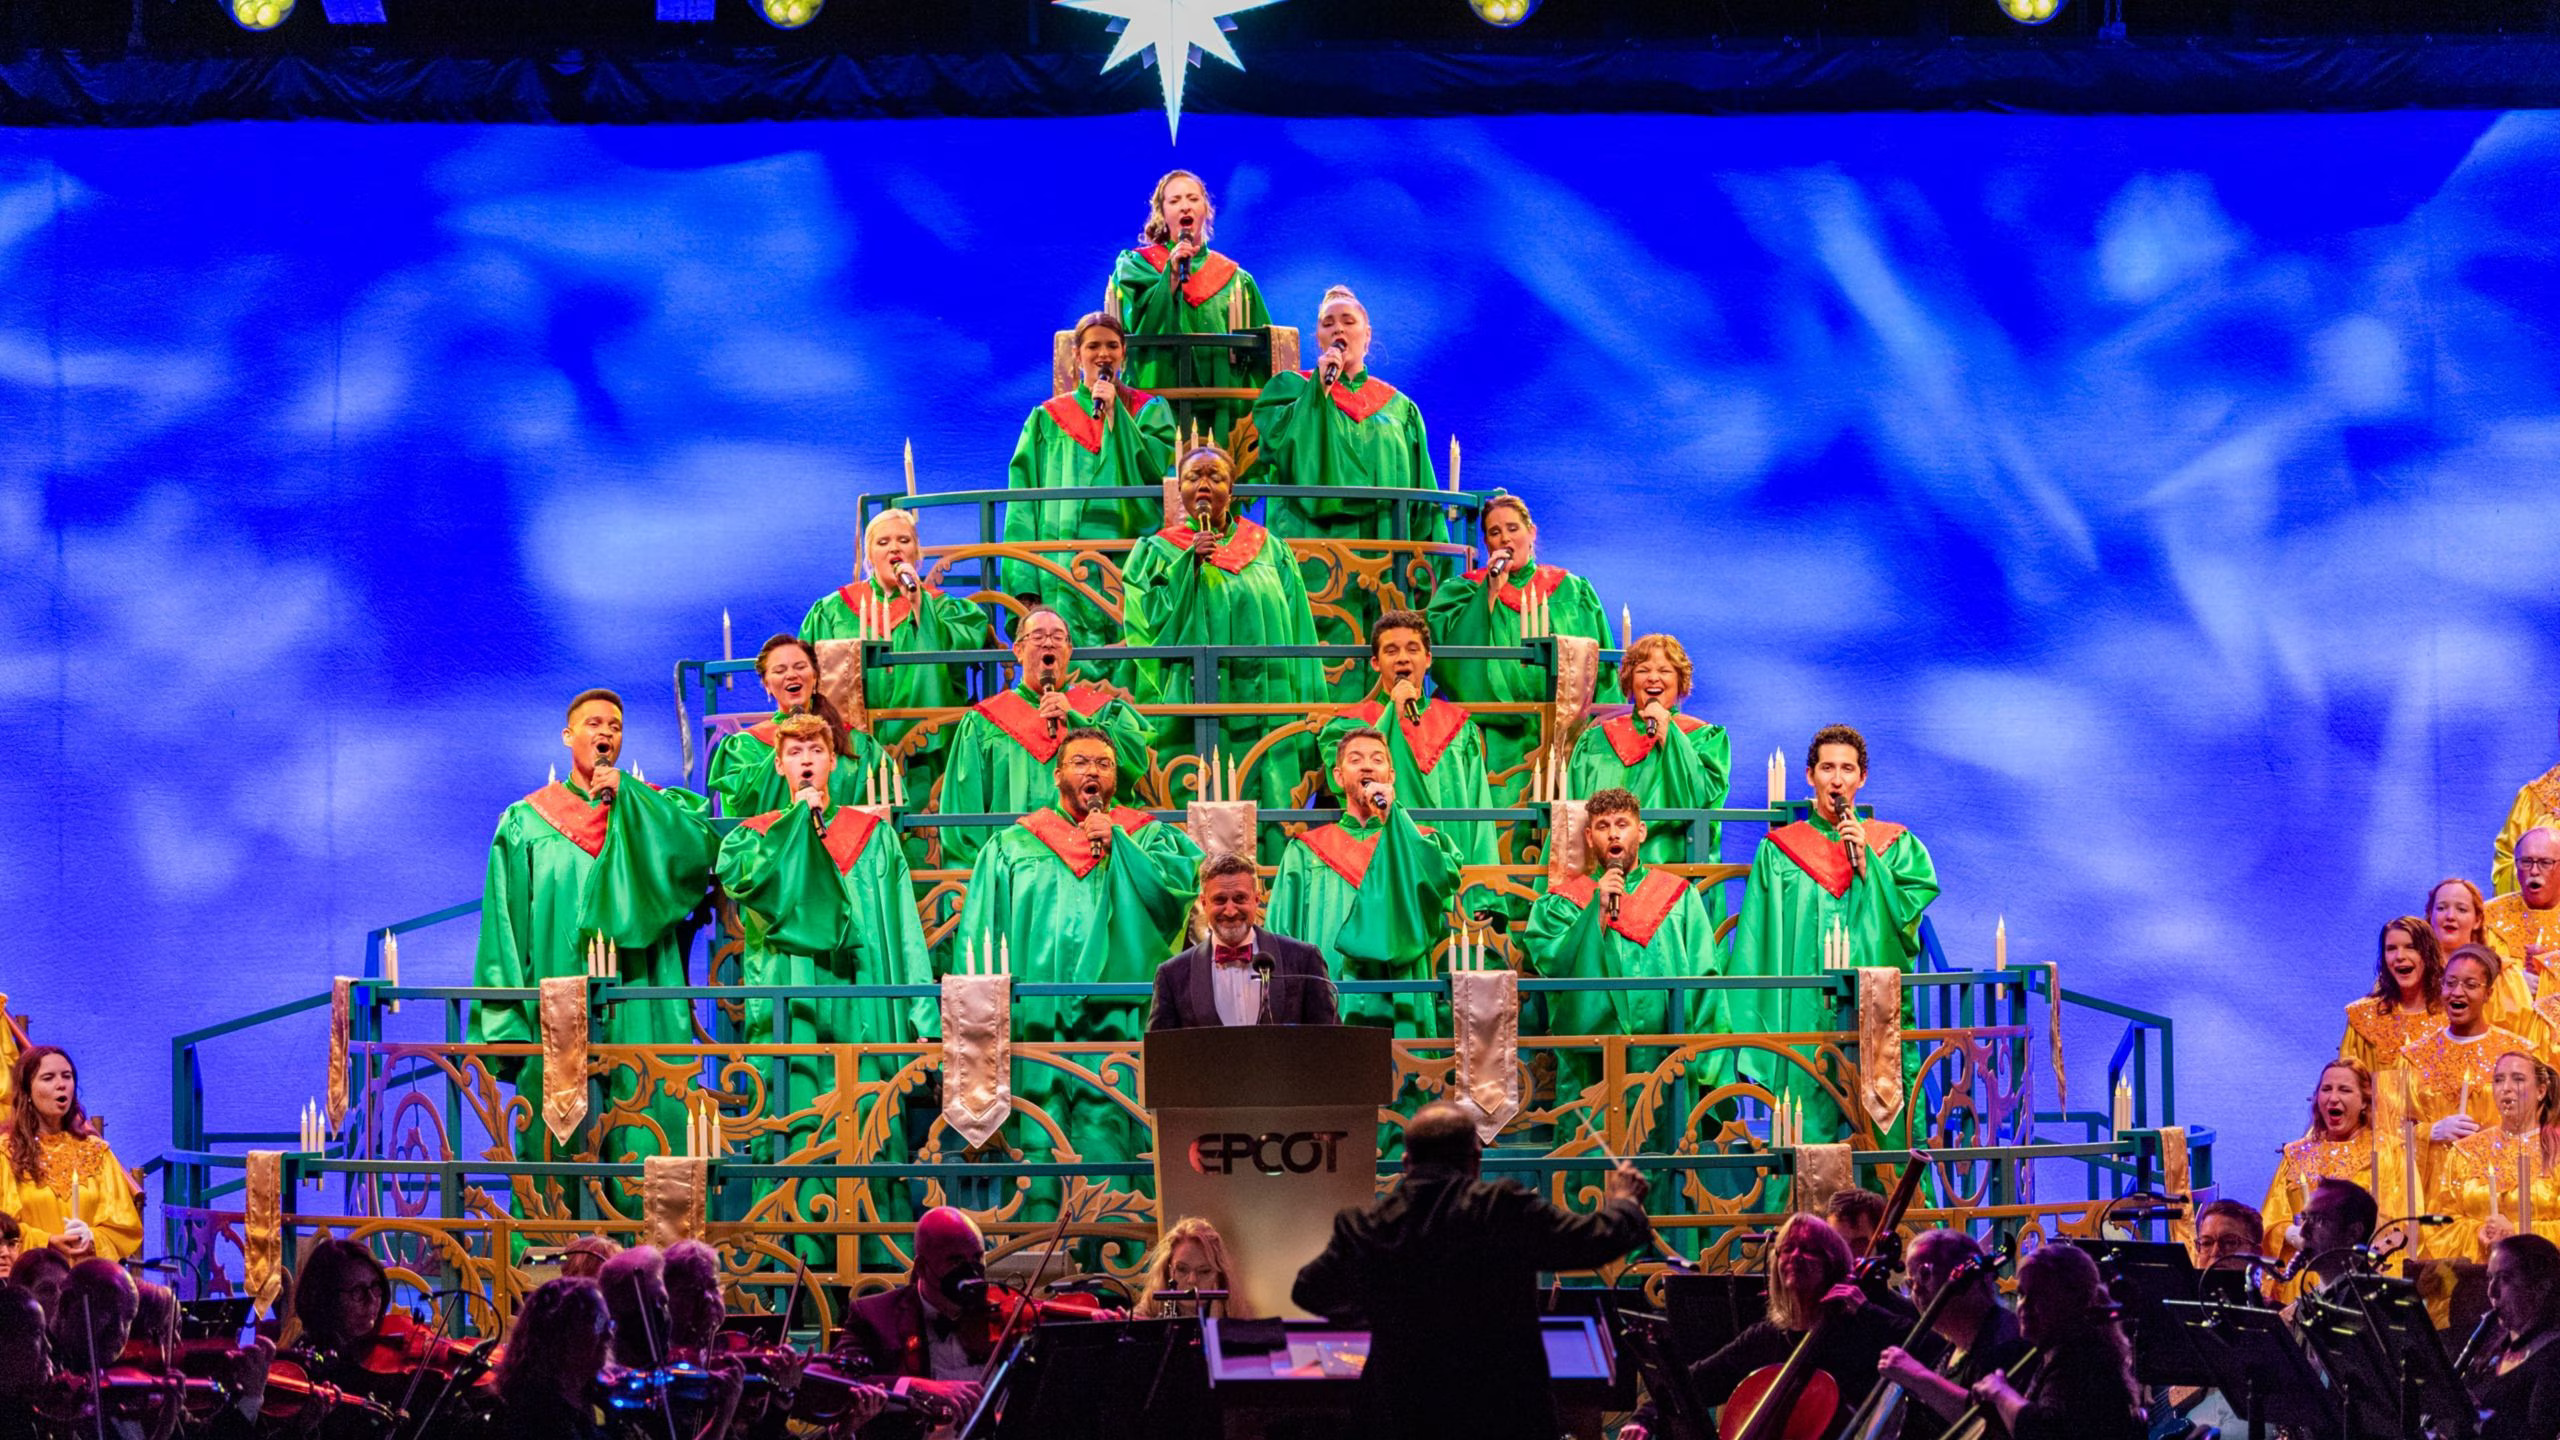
[2526,1140,2537,1233]
[1994,917,2007,970]
[903,438,917,496]
[1766,751,1784,807]
[1620,605,1633,649]
[1000,936,1010,976]
[1449,435,1461,492]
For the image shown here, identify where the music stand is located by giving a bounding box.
[1614,1311,1707,1440]
[2067,1237,2225,1388]
[2155,1301,2336,1440]
[177,1298,252,1341]
[979,1317,1211,1440]
[1661,1273,1768,1372]
[2294,1274,2477,1440]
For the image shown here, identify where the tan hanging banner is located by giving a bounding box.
[1549,634,1600,749]
[811,638,870,733]
[327,979,354,1132]
[242,1151,286,1319]
[1185,801,1258,864]
[1546,799,1590,883]
[1450,969,1523,1142]
[939,974,1014,1149]
[1793,1142,1855,1214]
[1856,967,1905,1134]
[0,993,20,1105]
[642,1155,710,1248]
[2047,960,2068,1108]
[2161,1124,2194,1247]
[539,977,591,1144]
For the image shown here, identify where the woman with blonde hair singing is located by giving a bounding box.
[1108,170,1271,440]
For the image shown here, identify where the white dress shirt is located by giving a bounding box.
[1211,930,1264,1027]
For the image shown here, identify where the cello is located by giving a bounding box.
[1719,1150,1932,1440]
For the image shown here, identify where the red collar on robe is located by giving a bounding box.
[1296,371,1400,424]
[1342,697,1469,775]
[1152,518,1270,574]
[1764,820,1909,900]
[746,712,857,749]
[1296,816,1436,888]
[1039,386,1161,455]
[1135,244,1240,308]
[1548,869,1689,948]
[835,580,939,634]
[736,805,885,874]
[525,782,610,858]
[1458,564,1567,611]
[975,684,1125,764]
[1599,712,1707,768]
[1020,805,1158,879]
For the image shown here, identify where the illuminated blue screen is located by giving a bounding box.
[5,109,2553,1213]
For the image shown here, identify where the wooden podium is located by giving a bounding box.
[1145,1025,1396,1319]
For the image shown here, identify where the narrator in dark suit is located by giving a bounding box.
[1149,851,1340,1029]
[1292,1102,1651,1440]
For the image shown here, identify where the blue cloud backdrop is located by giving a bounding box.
[4,110,2555,1216]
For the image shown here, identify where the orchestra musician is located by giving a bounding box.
[1873,1229,2031,1440]
[1685,1214,1906,1437]
[1291,1103,1651,1440]
[8,1253,66,1331]
[830,1208,1006,1428]
[489,1277,617,1440]
[2340,918,2448,1076]
[2288,1177,2380,1296]
[1965,1243,2144,1440]
[0,1283,48,1440]
[1136,1217,1253,1319]
[560,1236,621,1282]
[2472,1233,2560,1440]
[1823,1189,1914,1318]
[0,1049,141,1262]
[2192,1199,2265,1280]
[0,1216,19,1276]
[1149,853,1339,1031]
[660,1242,725,1358]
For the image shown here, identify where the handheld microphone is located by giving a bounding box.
[1320,337,1349,385]
[1603,863,1624,922]
[894,561,920,594]
[1363,784,1391,816]
[1831,793,1864,879]
[1487,546,1513,577]
[1396,679,1421,725]
[1094,362,1117,417]
[1084,783,1107,859]
[1174,225,1194,290]
[801,768,823,834]
[594,740,616,807]
[1038,658,1061,740]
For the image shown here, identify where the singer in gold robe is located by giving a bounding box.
[2427,1050,2560,1262]
[2340,917,2447,1077]
[2397,946,2536,1197]
[2261,1060,2408,1273]
[2487,828,2560,1004]
[2494,763,2560,896]
[0,1048,142,1262]
[2428,875,2534,1035]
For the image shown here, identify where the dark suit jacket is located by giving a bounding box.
[835,1282,934,1380]
[1147,930,1338,1030]
[1292,1164,1651,1440]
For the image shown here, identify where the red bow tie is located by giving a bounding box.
[1213,944,1255,969]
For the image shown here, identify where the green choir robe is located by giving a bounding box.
[706,714,889,820]
[1265,807,1462,1037]
[716,803,934,1255]
[933,682,1157,870]
[956,807,1202,1185]
[1000,384,1177,650]
[471,777,718,1195]
[1250,370,1444,700]
[1524,867,1723,1144]
[796,578,996,760]
[1725,817,1940,1150]
[1110,245,1270,438]
[1565,712,1734,929]
[1119,517,1323,815]
[1316,697,1504,918]
[1426,563,1621,803]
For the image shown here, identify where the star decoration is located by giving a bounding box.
[1055,0,1289,141]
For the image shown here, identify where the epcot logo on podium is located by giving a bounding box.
[1187,1129,1351,1176]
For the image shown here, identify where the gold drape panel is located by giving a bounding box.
[327,979,353,1131]
[643,1156,710,1247]
[940,974,1014,1149]
[243,1150,285,1317]
[1857,967,1904,1133]
[1451,969,1523,1141]
[539,977,590,1144]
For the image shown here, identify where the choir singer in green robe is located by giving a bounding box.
[957,729,1202,1194]
[1426,495,1619,802]
[1109,170,1271,441]
[715,713,934,1253]
[472,689,719,1187]
[1251,286,1443,699]
[1120,444,1322,817]
[1000,311,1177,649]
[706,633,889,818]
[1316,610,1505,921]
[1524,789,1724,1140]
[934,606,1155,870]
[1266,727,1463,1037]
[797,509,996,766]
[1725,725,1940,1150]
[1565,634,1732,925]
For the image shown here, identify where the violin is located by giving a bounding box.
[258,1357,399,1430]
[1720,1153,1932,1440]
[345,1311,489,1380]
[946,1281,1107,1367]
[36,1367,231,1427]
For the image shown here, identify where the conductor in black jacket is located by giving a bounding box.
[1149,852,1340,1029]
[1293,1102,1653,1440]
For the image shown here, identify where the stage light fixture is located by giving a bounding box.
[1467,0,1540,24]
[758,0,820,26]
[317,0,385,19]
[1996,0,2065,23]
[227,0,293,28]
[656,0,712,18]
